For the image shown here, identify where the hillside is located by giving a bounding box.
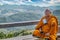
[0,5,48,23]
[53,10,60,24]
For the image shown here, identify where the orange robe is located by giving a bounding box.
[33,15,58,40]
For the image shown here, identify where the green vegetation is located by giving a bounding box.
[0,30,32,39]
[0,32,6,39]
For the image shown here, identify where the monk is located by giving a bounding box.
[33,9,58,40]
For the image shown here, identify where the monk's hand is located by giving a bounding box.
[45,38,49,40]
[45,33,50,37]
[40,31,47,38]
[40,31,44,34]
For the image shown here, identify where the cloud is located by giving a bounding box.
[42,0,60,6]
[0,0,60,7]
[0,0,26,5]
[2,1,15,4]
[0,2,3,5]
[28,0,32,2]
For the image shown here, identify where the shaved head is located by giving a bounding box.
[45,9,51,17]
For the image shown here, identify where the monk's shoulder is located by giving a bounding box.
[41,16,46,20]
[51,15,57,20]
[51,15,58,24]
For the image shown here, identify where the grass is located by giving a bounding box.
[0,30,33,39]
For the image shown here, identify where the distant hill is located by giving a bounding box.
[0,4,48,23]
[0,5,60,23]
[53,10,60,24]
[5,12,42,22]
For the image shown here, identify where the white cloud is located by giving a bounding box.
[28,0,32,2]
[43,0,60,6]
[48,0,55,5]
[0,0,60,7]
[0,0,26,5]
[2,1,15,4]
[58,0,60,2]
[0,0,3,5]
[43,0,46,1]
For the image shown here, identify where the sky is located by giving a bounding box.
[0,0,60,7]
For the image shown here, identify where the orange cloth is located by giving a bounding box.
[33,15,58,40]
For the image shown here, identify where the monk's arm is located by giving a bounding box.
[49,18,58,39]
[44,18,58,38]
[35,18,43,30]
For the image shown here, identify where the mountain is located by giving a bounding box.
[0,4,60,23]
[5,12,42,22]
[49,6,60,10]
[0,4,48,23]
[53,10,60,24]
